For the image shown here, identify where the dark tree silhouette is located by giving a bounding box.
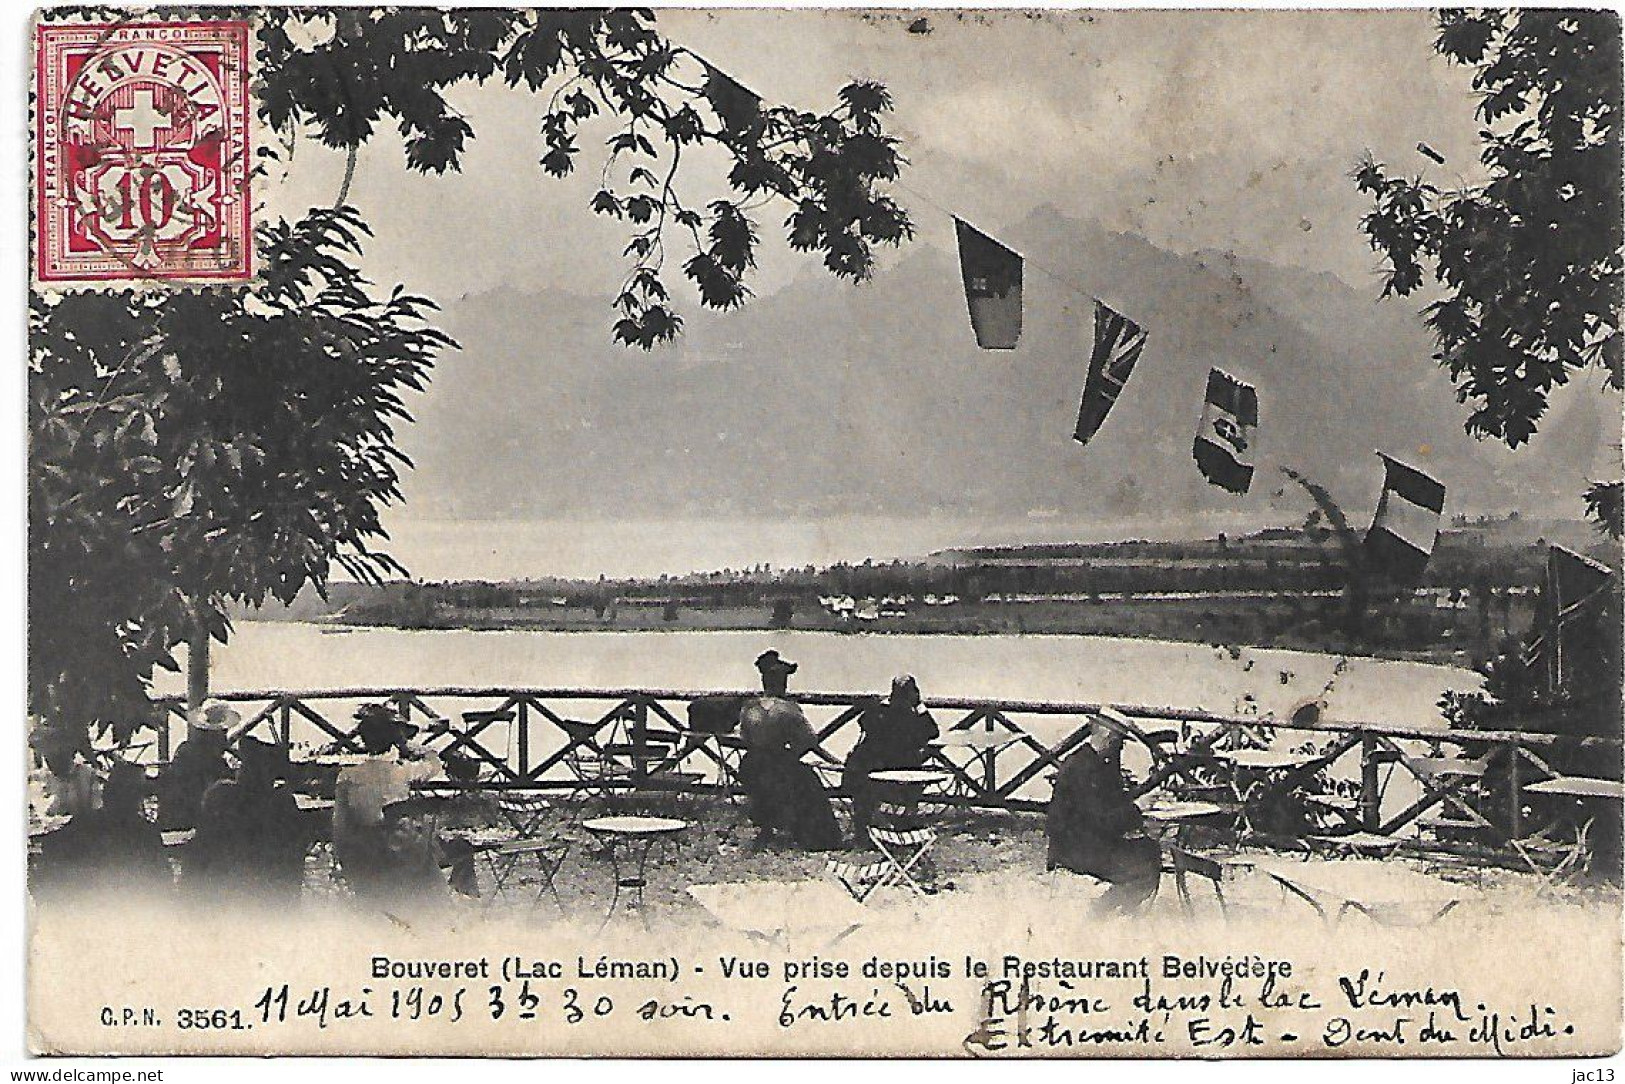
[30,209,451,741]
[1354,10,1621,533]
[30,9,914,739]
[257,8,913,346]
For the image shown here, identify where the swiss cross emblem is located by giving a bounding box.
[34,20,253,286]
[1212,415,1249,453]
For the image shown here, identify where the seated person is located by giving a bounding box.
[183,736,309,906]
[1045,713,1162,914]
[29,721,101,821]
[333,703,449,907]
[36,760,170,901]
[364,796,452,911]
[737,651,842,851]
[159,701,235,830]
[842,674,939,843]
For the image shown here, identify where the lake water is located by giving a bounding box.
[163,622,1478,730]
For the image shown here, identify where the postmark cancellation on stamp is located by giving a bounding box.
[33,18,253,287]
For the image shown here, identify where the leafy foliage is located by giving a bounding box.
[1439,585,1623,743]
[1584,480,1624,540]
[1355,10,1622,449]
[257,8,914,348]
[30,8,911,742]
[29,208,452,738]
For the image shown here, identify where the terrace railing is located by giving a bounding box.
[142,686,1619,857]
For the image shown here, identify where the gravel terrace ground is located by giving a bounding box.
[297,791,1619,935]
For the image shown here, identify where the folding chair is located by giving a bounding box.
[556,719,633,807]
[711,732,748,801]
[484,835,573,914]
[1164,845,1229,917]
[826,856,893,903]
[495,789,553,837]
[1512,819,1594,890]
[867,824,940,898]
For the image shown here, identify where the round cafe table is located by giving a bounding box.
[868,769,952,822]
[1525,777,1625,800]
[582,816,689,929]
[1139,800,1226,848]
[307,752,368,769]
[1138,801,1226,914]
[1140,800,1226,822]
[868,768,951,792]
[1211,748,1313,771]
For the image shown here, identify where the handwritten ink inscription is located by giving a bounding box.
[96,950,1586,1056]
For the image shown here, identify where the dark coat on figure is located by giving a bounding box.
[738,698,842,851]
[35,808,171,899]
[1046,746,1161,884]
[159,738,230,830]
[183,777,309,903]
[842,701,940,786]
[841,701,939,839]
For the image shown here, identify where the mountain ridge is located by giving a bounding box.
[395,206,1616,525]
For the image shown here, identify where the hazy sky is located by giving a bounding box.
[272,9,1485,305]
[261,9,1599,579]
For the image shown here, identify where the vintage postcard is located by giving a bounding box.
[23,4,1624,1059]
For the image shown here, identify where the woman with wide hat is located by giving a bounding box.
[737,651,842,851]
[333,702,448,908]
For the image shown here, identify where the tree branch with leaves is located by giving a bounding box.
[30,7,915,739]
[258,7,914,347]
[30,208,451,740]
[1354,10,1622,539]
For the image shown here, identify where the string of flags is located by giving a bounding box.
[1363,453,1445,583]
[952,218,1023,350]
[684,43,1461,584]
[945,213,1454,582]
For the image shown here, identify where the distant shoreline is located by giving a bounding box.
[306,601,1477,668]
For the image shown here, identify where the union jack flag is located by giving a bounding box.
[1073,301,1148,445]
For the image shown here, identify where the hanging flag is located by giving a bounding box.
[1193,368,1258,494]
[1073,301,1148,445]
[1363,453,1445,582]
[702,63,762,134]
[954,218,1022,350]
[1523,545,1616,696]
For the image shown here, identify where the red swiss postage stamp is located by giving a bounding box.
[34,19,253,287]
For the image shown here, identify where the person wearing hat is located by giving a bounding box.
[842,675,940,845]
[158,700,236,830]
[182,736,308,906]
[1045,710,1162,914]
[36,760,169,900]
[736,651,842,851]
[333,702,449,907]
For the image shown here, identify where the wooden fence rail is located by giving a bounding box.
[142,686,1619,854]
